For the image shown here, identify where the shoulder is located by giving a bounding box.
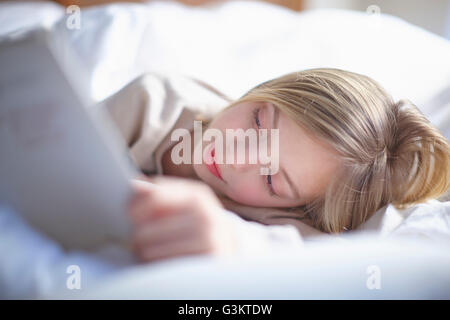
[126,72,233,113]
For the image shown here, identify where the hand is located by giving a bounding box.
[219,197,326,239]
[127,176,237,263]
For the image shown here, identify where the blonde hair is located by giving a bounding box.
[217,68,450,233]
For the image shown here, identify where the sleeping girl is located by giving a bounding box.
[101,68,450,262]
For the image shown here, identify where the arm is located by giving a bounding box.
[128,176,310,262]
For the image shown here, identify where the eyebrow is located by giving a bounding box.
[270,103,302,200]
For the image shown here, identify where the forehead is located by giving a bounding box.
[276,108,342,200]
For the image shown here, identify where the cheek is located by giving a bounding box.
[225,179,265,206]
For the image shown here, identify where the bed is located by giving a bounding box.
[0,0,449,299]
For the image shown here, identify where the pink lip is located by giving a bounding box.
[205,144,223,181]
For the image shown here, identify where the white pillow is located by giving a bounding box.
[0,1,63,36]
[47,1,450,138]
[3,1,449,138]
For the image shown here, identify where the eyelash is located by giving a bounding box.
[253,107,276,197]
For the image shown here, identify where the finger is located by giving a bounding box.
[131,178,158,195]
[145,176,217,204]
[128,184,197,225]
[137,236,212,263]
[133,188,195,222]
[220,196,303,226]
[146,183,221,220]
[129,177,222,224]
[133,211,197,248]
[127,194,154,224]
[127,179,160,223]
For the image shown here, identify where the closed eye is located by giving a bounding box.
[254,107,277,197]
[265,173,276,196]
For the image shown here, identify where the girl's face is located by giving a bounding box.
[192,101,342,208]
